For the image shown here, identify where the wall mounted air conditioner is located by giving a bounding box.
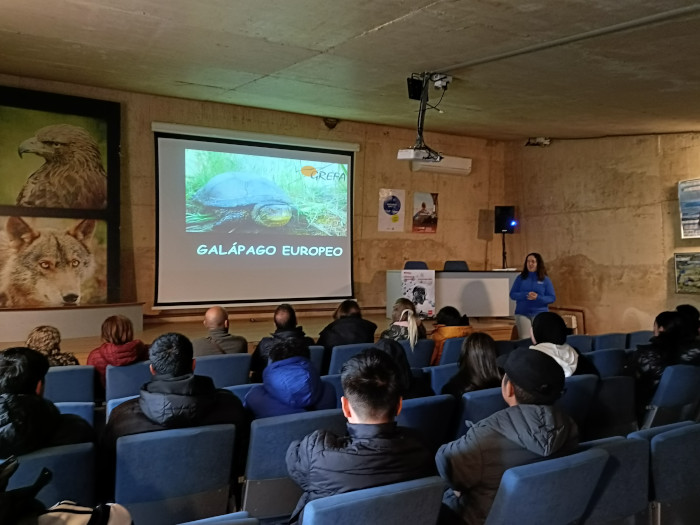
[410,155,472,175]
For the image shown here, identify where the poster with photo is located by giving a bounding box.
[401,269,436,318]
[675,253,700,293]
[678,179,700,239]
[378,188,405,232]
[412,192,438,233]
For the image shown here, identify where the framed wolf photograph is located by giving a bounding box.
[0,86,120,307]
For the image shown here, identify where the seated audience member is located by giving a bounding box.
[674,304,700,365]
[380,298,427,350]
[0,347,94,458]
[286,349,435,524]
[100,332,248,499]
[430,306,472,365]
[317,300,377,373]
[442,332,501,399]
[530,311,598,377]
[245,338,334,419]
[250,304,315,382]
[436,349,578,525]
[25,325,79,367]
[192,306,248,357]
[372,339,432,399]
[87,315,149,390]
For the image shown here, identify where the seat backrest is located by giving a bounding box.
[106,361,152,401]
[593,333,627,351]
[583,375,637,440]
[44,365,95,402]
[443,260,469,272]
[115,424,235,525]
[308,345,325,374]
[397,395,456,452]
[223,383,257,404]
[566,334,594,353]
[555,374,599,431]
[579,437,649,523]
[642,364,700,428]
[319,374,343,408]
[243,408,346,519]
[327,343,374,375]
[5,442,95,507]
[404,261,428,269]
[455,387,507,438]
[178,511,259,524]
[302,476,445,525]
[485,448,609,525]
[195,354,252,388]
[55,401,95,426]
[626,330,653,349]
[587,348,627,378]
[648,424,700,504]
[428,363,459,395]
[439,337,465,365]
[399,339,435,368]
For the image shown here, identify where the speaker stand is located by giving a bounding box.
[501,232,508,269]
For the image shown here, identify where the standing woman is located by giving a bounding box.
[509,253,556,339]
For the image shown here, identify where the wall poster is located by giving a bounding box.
[678,179,700,239]
[378,188,405,232]
[0,86,120,307]
[401,269,436,318]
[675,253,700,293]
[412,191,438,233]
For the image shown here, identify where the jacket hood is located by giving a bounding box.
[0,394,60,456]
[530,342,578,377]
[262,356,322,408]
[139,374,218,426]
[489,404,577,457]
[272,326,308,339]
[97,339,147,366]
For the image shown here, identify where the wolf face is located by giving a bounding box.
[0,216,96,307]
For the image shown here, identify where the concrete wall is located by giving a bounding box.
[0,74,506,316]
[505,134,700,334]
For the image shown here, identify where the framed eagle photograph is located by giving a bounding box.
[0,86,121,307]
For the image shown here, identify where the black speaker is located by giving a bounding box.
[495,206,516,234]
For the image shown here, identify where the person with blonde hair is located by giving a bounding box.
[380,298,427,350]
[25,325,79,367]
[87,315,148,389]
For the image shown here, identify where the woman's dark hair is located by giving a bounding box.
[435,306,469,327]
[101,315,134,345]
[456,332,501,392]
[520,252,547,281]
[333,300,362,320]
[675,304,700,340]
[654,311,686,350]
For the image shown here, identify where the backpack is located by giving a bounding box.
[38,502,132,525]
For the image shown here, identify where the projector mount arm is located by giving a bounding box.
[410,72,451,161]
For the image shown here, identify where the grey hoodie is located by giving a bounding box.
[436,404,579,525]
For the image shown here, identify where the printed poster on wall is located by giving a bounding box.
[401,269,436,318]
[675,253,700,293]
[678,179,700,239]
[378,188,405,232]
[412,192,438,233]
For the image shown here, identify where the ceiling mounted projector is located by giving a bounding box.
[397,148,442,161]
[411,155,472,175]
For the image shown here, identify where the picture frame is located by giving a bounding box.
[678,179,700,239]
[0,86,121,306]
[674,253,700,294]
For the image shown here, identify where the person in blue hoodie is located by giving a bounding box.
[245,338,335,419]
[509,253,556,339]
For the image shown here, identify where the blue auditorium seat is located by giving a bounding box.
[626,329,653,349]
[439,337,465,365]
[455,387,507,438]
[5,442,95,507]
[641,364,700,429]
[583,375,637,440]
[178,511,259,524]
[555,374,599,431]
[587,348,627,378]
[106,361,152,401]
[55,401,95,426]
[224,383,256,404]
[397,394,456,452]
[195,353,251,388]
[566,334,594,353]
[308,345,325,374]
[593,332,627,351]
[44,365,95,402]
[579,437,649,523]
[242,408,346,520]
[301,476,445,525]
[399,339,434,368]
[403,261,428,269]
[484,448,609,525]
[327,343,374,375]
[427,363,459,395]
[443,260,470,272]
[319,374,343,408]
[115,424,235,525]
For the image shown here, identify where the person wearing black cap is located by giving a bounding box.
[435,348,579,525]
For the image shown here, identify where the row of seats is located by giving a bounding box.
[404,260,470,271]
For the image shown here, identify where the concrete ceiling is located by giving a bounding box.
[2,1,700,140]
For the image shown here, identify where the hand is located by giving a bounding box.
[527,291,538,300]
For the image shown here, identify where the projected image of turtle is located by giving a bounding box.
[190,172,296,232]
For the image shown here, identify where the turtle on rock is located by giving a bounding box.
[193,172,295,232]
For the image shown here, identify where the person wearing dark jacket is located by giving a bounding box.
[245,338,335,419]
[250,304,315,382]
[317,300,377,373]
[436,348,579,525]
[192,306,248,357]
[285,349,435,524]
[99,332,248,500]
[0,347,94,458]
